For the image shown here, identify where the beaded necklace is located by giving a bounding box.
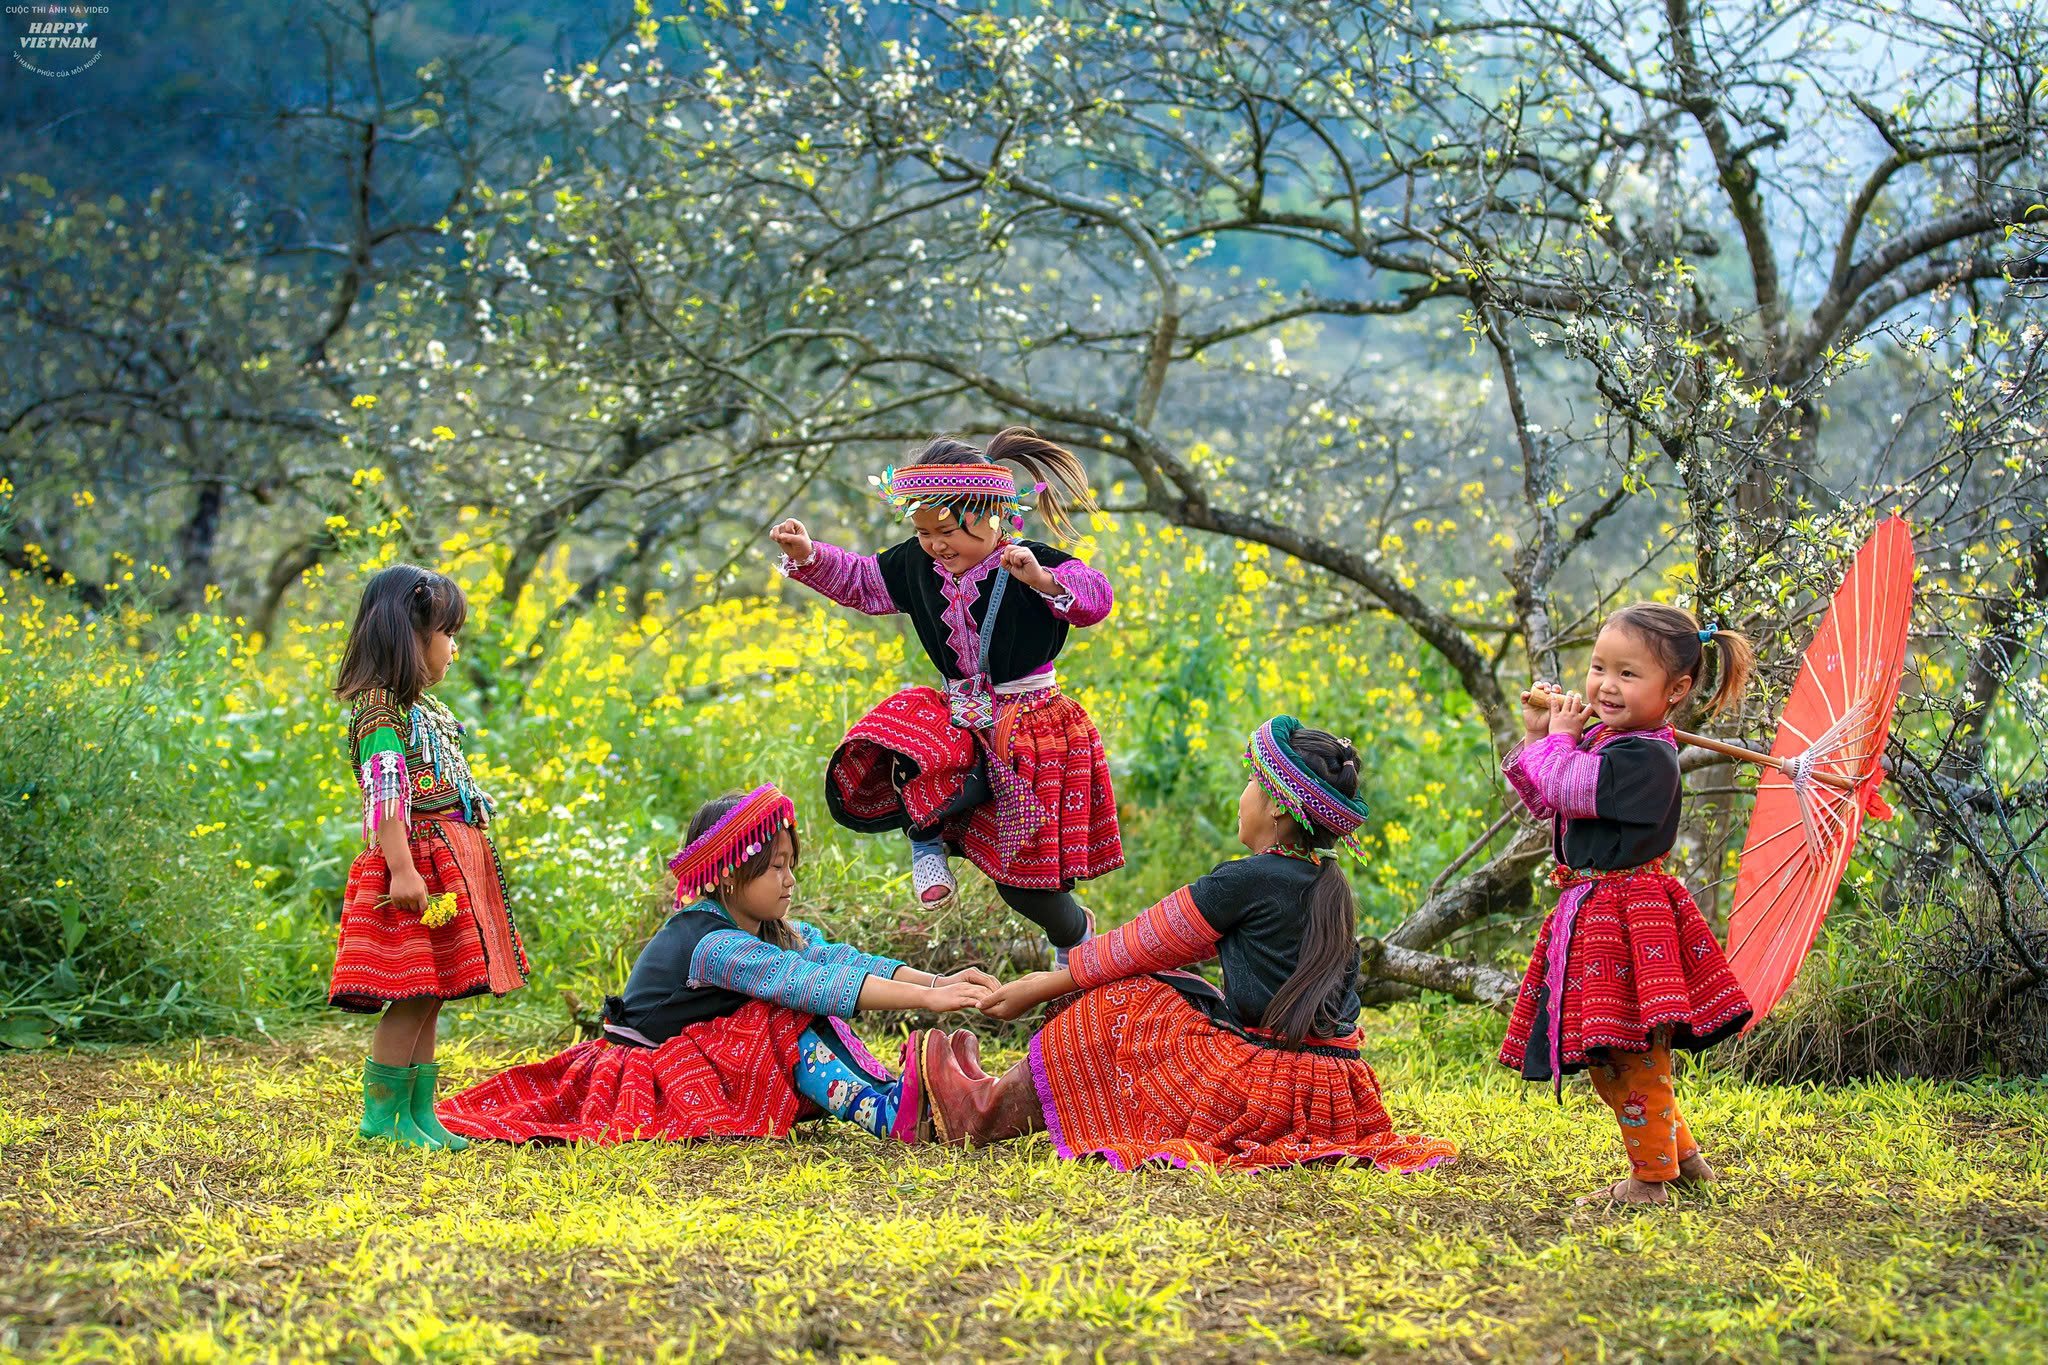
[410,693,495,826]
[1260,843,1322,866]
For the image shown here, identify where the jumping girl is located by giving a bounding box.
[436,785,996,1145]
[331,564,527,1150]
[937,716,1458,1174]
[770,427,1122,963]
[1499,604,1757,1204]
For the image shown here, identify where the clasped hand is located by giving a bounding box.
[925,967,1000,1013]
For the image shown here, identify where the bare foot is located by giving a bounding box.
[1575,1177,1670,1206]
[1677,1154,1719,1184]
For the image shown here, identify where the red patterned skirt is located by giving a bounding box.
[825,685,1123,890]
[1498,868,1752,1077]
[1028,976,1459,1172]
[328,815,528,1013]
[436,1000,824,1144]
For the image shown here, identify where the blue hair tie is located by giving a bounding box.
[1698,624,1719,643]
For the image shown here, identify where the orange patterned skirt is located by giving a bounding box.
[328,815,528,1012]
[1028,976,1458,1172]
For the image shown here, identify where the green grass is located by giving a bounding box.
[2,1006,2044,1363]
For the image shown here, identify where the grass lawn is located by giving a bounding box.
[2,1005,2044,1363]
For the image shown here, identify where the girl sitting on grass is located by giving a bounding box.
[436,785,995,1144]
[1499,604,1756,1204]
[330,564,528,1151]
[930,717,1458,1174]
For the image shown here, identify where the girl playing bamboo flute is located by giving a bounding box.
[771,427,1122,963]
[1500,604,1757,1204]
[437,785,995,1145]
[930,716,1457,1174]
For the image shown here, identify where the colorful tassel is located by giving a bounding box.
[360,748,410,843]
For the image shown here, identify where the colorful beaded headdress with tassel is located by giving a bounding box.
[667,783,798,907]
[1244,715,1370,855]
[873,462,1044,532]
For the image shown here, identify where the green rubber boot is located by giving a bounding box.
[409,1060,469,1152]
[359,1060,437,1148]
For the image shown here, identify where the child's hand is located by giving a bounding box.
[937,967,1001,991]
[999,543,1058,593]
[1549,691,1592,738]
[769,518,814,564]
[386,866,430,915]
[978,970,1069,1021]
[1520,681,1559,737]
[924,980,993,1013]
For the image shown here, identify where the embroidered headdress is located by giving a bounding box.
[1244,715,1370,855]
[873,462,1043,532]
[666,783,798,906]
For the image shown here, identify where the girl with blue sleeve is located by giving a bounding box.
[437,785,994,1144]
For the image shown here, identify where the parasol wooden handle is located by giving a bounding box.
[1673,729,1861,793]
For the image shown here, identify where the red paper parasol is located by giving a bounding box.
[1681,516,1914,1025]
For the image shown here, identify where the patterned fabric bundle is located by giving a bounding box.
[1029,977,1458,1172]
[826,686,1123,889]
[667,783,797,907]
[1244,715,1369,854]
[876,462,1042,531]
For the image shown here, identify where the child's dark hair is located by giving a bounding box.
[1261,727,1364,1045]
[688,791,803,952]
[333,564,468,707]
[910,425,1100,542]
[1606,603,1756,721]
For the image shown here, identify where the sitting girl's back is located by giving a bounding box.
[928,717,1457,1173]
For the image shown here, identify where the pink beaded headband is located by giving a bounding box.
[667,783,797,906]
[874,462,1043,531]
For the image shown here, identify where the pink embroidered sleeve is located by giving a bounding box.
[1502,733,1602,821]
[781,541,897,616]
[1038,557,1113,627]
[1067,886,1221,990]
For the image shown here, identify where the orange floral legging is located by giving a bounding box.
[1587,1035,1699,1182]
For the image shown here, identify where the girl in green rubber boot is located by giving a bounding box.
[329,566,530,1149]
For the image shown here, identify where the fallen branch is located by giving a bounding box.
[1359,937,1521,1012]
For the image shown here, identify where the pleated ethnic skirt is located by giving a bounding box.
[1498,868,1752,1079]
[436,1002,876,1144]
[328,814,528,1012]
[1027,976,1459,1172]
[825,684,1123,890]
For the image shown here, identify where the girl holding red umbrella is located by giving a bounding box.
[1500,605,1757,1204]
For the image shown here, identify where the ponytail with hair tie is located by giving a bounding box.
[1607,604,1755,720]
